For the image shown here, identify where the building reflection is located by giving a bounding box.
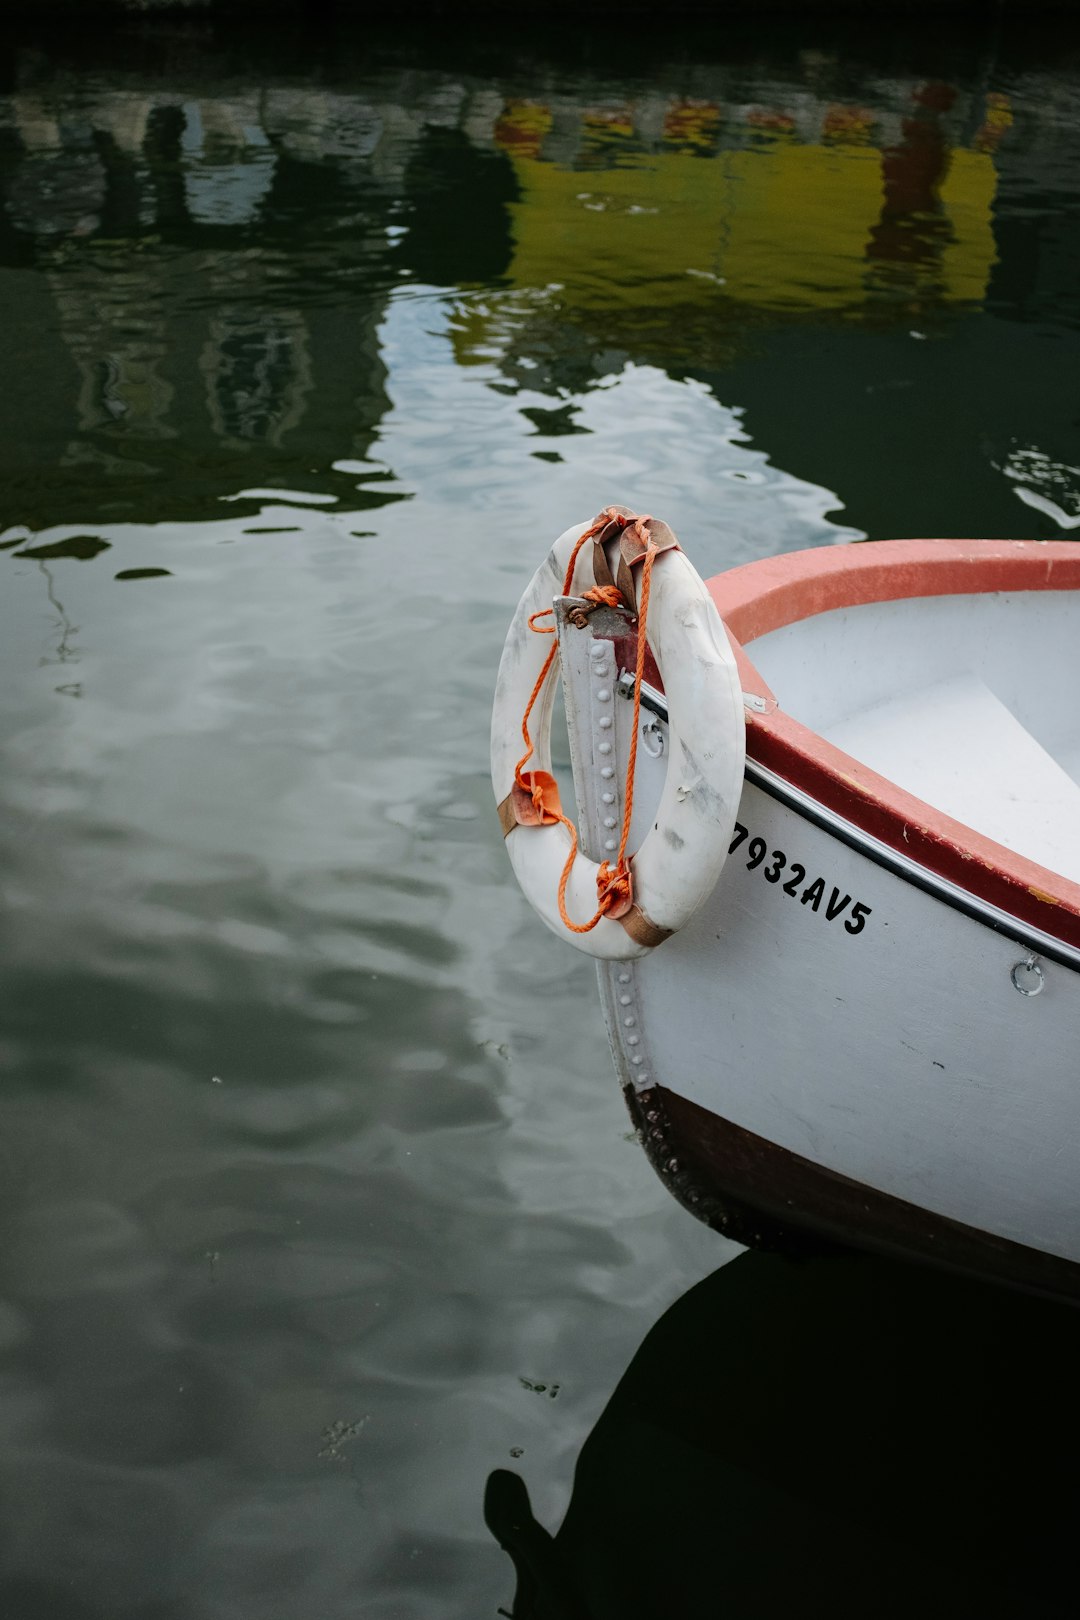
[180,97,277,228]
[465,75,1001,379]
[0,39,1072,525]
[0,76,410,522]
[865,81,962,310]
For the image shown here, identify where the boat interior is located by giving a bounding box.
[745,589,1080,884]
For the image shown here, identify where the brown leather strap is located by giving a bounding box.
[497,793,518,839]
[596,512,680,614]
[620,515,680,568]
[615,554,637,616]
[590,537,619,595]
[597,504,639,536]
[618,904,673,949]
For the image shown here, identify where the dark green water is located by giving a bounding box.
[1,13,1079,1617]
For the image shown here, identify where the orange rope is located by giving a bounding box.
[513,509,658,936]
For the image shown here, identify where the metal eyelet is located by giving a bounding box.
[1011,954,1045,997]
[641,717,665,758]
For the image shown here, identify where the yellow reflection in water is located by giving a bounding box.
[486,95,1001,322]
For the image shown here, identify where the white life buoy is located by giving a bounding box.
[491,510,746,959]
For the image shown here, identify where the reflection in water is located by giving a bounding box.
[488,1252,1080,1619]
[3,38,1077,529]
[203,307,312,447]
[180,99,277,228]
[487,81,998,322]
[1000,446,1080,529]
[37,561,80,691]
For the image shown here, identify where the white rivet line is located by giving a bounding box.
[612,966,648,1085]
[592,640,620,861]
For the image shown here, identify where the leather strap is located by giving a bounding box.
[618,904,673,949]
[497,793,518,839]
[596,511,680,615]
[620,515,680,567]
[590,537,619,596]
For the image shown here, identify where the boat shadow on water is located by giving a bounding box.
[485,1249,1080,1619]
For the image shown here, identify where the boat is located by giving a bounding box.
[491,508,1080,1303]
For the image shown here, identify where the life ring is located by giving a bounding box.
[491,509,746,959]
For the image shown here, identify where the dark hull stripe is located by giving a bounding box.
[626,1084,1080,1306]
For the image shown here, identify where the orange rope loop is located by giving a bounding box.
[514,510,659,936]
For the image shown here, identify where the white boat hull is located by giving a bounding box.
[601,770,1080,1292]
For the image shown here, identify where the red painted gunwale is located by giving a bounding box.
[706,539,1080,953]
